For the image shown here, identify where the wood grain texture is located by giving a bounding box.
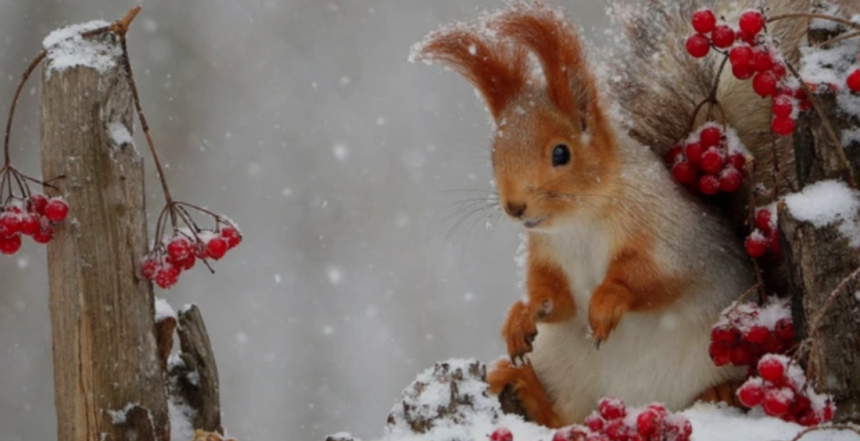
[172,305,223,434]
[40,31,169,441]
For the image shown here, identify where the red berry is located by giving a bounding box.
[664,145,684,164]
[711,325,739,345]
[729,45,754,69]
[141,258,159,279]
[772,62,787,79]
[32,224,55,244]
[20,214,40,236]
[847,68,860,92]
[755,208,773,233]
[0,212,21,237]
[167,236,193,261]
[745,232,769,258]
[636,408,662,436]
[155,265,181,289]
[753,71,778,97]
[490,427,513,441]
[758,356,786,382]
[737,29,757,45]
[29,194,48,215]
[685,34,711,58]
[732,63,755,80]
[691,9,717,34]
[709,341,732,366]
[604,419,628,441]
[752,49,774,72]
[738,380,765,407]
[729,342,754,366]
[598,397,626,420]
[762,333,785,354]
[672,161,697,184]
[774,318,795,343]
[762,388,793,417]
[684,142,704,165]
[719,167,743,193]
[744,325,770,344]
[698,174,720,195]
[0,233,22,255]
[205,237,228,260]
[699,126,722,148]
[739,10,765,36]
[728,153,746,170]
[772,116,795,136]
[221,226,242,249]
[796,410,821,427]
[584,413,605,432]
[700,148,724,174]
[711,24,735,48]
[822,403,835,421]
[772,95,793,119]
[44,197,69,222]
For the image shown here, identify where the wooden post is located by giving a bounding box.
[777,20,860,423]
[40,29,169,440]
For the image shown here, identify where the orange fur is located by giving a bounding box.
[697,380,745,408]
[589,235,688,343]
[502,254,575,360]
[416,28,527,122]
[487,359,564,428]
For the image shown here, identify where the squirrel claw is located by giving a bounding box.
[502,300,538,361]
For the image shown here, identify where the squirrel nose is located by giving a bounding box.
[505,201,527,218]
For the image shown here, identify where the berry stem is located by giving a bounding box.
[815,30,860,47]
[113,12,177,227]
[686,55,730,134]
[767,13,860,31]
[4,51,46,168]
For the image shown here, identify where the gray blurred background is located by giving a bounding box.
[0,1,608,440]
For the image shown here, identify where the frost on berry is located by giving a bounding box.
[738,10,765,36]
[666,123,749,196]
[44,196,70,222]
[490,427,513,441]
[568,399,690,441]
[598,397,626,420]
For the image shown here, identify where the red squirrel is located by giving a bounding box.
[408,0,847,427]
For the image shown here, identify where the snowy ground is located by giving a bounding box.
[331,359,860,441]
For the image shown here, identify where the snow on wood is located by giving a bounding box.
[783,180,860,247]
[43,20,121,78]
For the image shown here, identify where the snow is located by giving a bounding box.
[43,20,122,77]
[108,122,134,147]
[339,359,859,441]
[106,402,140,425]
[168,399,196,441]
[154,297,176,323]
[784,180,860,247]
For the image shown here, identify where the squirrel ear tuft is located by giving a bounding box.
[491,2,597,130]
[412,26,527,123]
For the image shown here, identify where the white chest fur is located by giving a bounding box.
[526,222,742,424]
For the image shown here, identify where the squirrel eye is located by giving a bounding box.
[552,144,571,167]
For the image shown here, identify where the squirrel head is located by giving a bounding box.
[415,2,619,231]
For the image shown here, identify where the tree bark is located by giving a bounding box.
[777,20,860,422]
[40,30,169,441]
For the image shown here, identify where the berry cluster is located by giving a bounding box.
[142,223,242,289]
[0,194,69,254]
[664,123,748,195]
[737,354,835,426]
[554,399,692,441]
[709,298,794,370]
[686,9,812,137]
[744,206,782,259]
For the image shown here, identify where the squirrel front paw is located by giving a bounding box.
[502,300,538,363]
[588,282,633,347]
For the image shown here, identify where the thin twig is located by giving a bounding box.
[768,13,860,31]
[4,51,46,167]
[788,424,860,441]
[809,266,860,338]
[816,30,860,47]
